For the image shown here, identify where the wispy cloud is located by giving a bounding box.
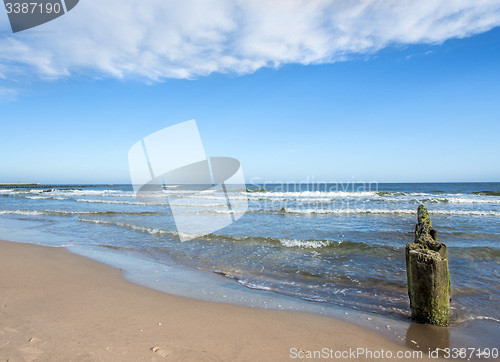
[0,0,499,81]
[0,86,18,102]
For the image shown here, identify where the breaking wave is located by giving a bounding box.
[284,208,500,217]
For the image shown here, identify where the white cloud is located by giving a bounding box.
[0,86,18,102]
[0,0,499,81]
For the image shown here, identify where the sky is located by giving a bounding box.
[0,0,499,184]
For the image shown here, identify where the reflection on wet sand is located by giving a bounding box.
[406,322,450,357]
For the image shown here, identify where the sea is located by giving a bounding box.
[1,182,499,344]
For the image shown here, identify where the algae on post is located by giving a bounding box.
[405,205,450,326]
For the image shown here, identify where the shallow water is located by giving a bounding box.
[0,182,499,328]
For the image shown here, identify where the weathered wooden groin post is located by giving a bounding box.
[405,205,450,326]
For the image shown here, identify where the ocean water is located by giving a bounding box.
[0,182,499,327]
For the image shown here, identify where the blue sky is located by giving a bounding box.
[1,1,499,184]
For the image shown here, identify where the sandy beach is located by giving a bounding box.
[0,239,444,361]
[2,0,499,359]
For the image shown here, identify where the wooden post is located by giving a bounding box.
[405,205,450,326]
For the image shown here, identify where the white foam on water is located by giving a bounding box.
[194,194,249,201]
[475,316,500,323]
[0,210,165,217]
[177,230,208,241]
[284,208,500,216]
[168,202,230,208]
[301,296,328,302]
[79,218,173,235]
[242,190,500,205]
[438,197,500,204]
[0,209,93,216]
[248,191,378,198]
[164,189,218,195]
[74,198,234,209]
[75,198,154,205]
[237,280,273,291]
[279,238,331,248]
[284,208,413,215]
[0,210,48,216]
[27,189,134,198]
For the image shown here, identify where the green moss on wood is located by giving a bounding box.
[406,205,451,326]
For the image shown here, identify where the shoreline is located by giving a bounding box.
[0,239,445,361]
[66,240,413,338]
